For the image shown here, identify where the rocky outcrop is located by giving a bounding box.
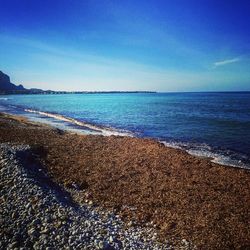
[0,71,26,92]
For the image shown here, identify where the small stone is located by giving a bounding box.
[127,221,133,227]
[25,203,31,209]
[33,242,40,250]
[11,212,17,219]
[98,241,104,249]
[40,228,49,234]
[182,239,189,246]
[55,235,60,240]
[32,219,41,226]
[8,241,18,248]
[28,228,36,236]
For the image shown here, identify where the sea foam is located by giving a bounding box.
[161,141,250,169]
[24,109,133,137]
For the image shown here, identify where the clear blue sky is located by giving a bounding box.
[0,0,250,91]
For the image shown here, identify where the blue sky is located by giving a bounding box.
[0,0,250,91]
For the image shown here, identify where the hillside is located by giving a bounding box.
[0,71,26,92]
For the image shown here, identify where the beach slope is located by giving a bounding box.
[0,113,249,249]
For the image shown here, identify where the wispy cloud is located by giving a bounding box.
[213,57,241,67]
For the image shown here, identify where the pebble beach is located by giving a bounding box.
[0,143,177,249]
[1,112,249,249]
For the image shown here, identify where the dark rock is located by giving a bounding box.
[0,71,26,92]
[0,70,46,94]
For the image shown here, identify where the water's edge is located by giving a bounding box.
[1,104,249,170]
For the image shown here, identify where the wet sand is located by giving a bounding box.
[0,112,249,249]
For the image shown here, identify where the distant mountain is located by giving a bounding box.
[0,71,48,94]
[0,71,26,92]
[0,70,156,95]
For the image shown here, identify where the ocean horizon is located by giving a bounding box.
[1,91,249,169]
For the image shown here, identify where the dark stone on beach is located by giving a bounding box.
[55,128,65,135]
[79,180,89,190]
[65,180,88,190]
[103,241,116,250]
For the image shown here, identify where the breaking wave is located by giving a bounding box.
[24,109,134,137]
[25,108,250,169]
[1,103,248,170]
[161,141,250,169]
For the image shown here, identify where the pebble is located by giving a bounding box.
[0,143,178,249]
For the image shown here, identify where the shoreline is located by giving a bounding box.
[1,112,250,249]
[1,103,249,169]
[22,109,250,169]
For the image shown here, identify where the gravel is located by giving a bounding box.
[0,143,183,249]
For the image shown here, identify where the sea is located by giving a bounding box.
[0,92,250,169]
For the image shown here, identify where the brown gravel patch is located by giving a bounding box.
[0,113,249,249]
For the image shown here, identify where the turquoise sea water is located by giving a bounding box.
[0,92,250,169]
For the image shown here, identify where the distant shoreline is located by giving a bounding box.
[1,90,250,95]
[0,90,157,95]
